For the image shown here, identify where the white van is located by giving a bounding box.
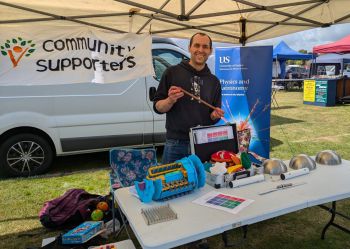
[0,38,189,177]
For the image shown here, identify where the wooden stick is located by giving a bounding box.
[180,88,217,110]
[180,88,230,123]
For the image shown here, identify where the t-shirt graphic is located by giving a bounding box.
[191,76,203,101]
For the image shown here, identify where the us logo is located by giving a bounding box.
[1,37,36,67]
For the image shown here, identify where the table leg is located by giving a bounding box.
[112,192,116,233]
[111,189,131,239]
[117,203,132,240]
[221,225,248,247]
[319,201,350,239]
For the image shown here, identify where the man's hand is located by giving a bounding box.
[168,86,184,104]
[155,86,184,113]
[210,107,225,120]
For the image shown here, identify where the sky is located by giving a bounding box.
[175,23,350,53]
[248,23,350,52]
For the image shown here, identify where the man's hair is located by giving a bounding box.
[189,32,212,49]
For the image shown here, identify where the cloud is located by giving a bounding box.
[248,23,350,52]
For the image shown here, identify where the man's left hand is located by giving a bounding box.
[210,107,224,120]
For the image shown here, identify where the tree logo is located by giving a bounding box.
[1,37,36,67]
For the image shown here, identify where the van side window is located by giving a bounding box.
[152,49,188,81]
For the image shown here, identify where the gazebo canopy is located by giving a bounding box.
[273,41,313,60]
[1,0,350,44]
[313,34,350,54]
[315,53,350,63]
[273,41,312,79]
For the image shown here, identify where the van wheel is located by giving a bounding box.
[0,134,53,177]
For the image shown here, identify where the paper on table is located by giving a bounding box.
[193,191,254,214]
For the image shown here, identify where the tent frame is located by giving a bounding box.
[1,0,349,44]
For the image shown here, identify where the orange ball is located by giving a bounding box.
[96,201,109,212]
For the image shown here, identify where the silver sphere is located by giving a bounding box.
[289,154,316,171]
[263,159,287,175]
[315,150,342,165]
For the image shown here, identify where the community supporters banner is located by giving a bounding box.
[215,46,272,158]
[0,26,154,85]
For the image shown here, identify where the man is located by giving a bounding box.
[153,32,224,164]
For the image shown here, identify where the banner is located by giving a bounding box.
[215,46,272,158]
[0,26,154,85]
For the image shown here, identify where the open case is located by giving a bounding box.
[189,123,238,162]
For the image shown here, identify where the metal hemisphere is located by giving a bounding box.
[289,154,316,171]
[263,159,287,175]
[315,150,342,165]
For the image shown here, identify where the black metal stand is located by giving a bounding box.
[112,191,116,233]
[111,188,131,240]
[221,225,248,247]
[319,201,350,239]
[115,205,131,240]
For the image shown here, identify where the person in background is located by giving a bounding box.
[153,32,224,164]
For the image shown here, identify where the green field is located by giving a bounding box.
[0,90,349,249]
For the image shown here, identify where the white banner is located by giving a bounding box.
[0,26,154,85]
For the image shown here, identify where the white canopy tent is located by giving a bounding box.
[1,0,350,44]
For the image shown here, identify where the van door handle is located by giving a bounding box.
[149,87,156,101]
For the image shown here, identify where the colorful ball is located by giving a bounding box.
[97,201,109,212]
[91,209,104,221]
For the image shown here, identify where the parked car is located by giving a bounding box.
[284,65,309,89]
[0,38,189,177]
[285,66,309,80]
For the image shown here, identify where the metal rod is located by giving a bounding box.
[186,0,207,16]
[137,13,239,39]
[113,0,179,19]
[247,1,325,40]
[189,0,323,20]
[137,0,171,34]
[181,0,185,16]
[247,20,317,27]
[234,0,325,26]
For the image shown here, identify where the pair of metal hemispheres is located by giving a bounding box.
[263,150,342,176]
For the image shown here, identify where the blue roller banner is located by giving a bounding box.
[215,46,273,158]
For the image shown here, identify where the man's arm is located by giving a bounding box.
[155,86,184,113]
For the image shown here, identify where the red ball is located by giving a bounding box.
[96,201,109,212]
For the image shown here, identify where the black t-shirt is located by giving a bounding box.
[153,60,222,140]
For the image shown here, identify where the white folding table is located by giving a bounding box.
[114,159,350,249]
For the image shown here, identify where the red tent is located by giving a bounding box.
[313,34,350,54]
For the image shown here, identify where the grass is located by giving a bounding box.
[270,91,350,160]
[1,90,350,249]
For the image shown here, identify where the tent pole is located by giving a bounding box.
[239,17,246,46]
[186,0,206,16]
[234,0,324,26]
[181,0,185,16]
[113,0,178,19]
[190,1,326,20]
[137,0,171,34]
[247,1,326,41]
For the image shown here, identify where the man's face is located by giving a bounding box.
[189,34,212,67]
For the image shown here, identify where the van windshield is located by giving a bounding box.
[152,49,188,81]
